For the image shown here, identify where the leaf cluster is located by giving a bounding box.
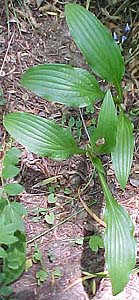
[0,147,26,295]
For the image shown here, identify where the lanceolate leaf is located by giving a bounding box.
[99,172,136,295]
[21,64,104,108]
[4,113,84,160]
[111,112,134,189]
[91,90,117,154]
[65,4,124,90]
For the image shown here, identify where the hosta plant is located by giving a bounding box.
[3,4,136,295]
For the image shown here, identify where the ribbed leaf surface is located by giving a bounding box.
[21,64,104,108]
[65,4,125,88]
[91,90,117,154]
[111,112,134,189]
[4,113,83,159]
[99,173,136,295]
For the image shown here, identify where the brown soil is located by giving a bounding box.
[0,1,139,300]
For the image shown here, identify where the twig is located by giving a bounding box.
[79,108,90,141]
[78,192,106,227]
[0,31,14,76]
[27,201,95,244]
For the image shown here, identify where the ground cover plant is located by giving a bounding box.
[3,3,137,296]
[0,146,26,299]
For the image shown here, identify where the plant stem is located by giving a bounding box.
[115,81,123,103]
[98,171,113,208]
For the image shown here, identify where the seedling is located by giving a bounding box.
[45,212,55,225]
[52,267,63,279]
[32,244,43,263]
[3,4,136,295]
[48,193,57,204]
[89,235,104,252]
[36,269,48,285]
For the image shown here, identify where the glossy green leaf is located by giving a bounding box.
[4,183,24,196]
[111,112,134,189]
[4,112,84,160]
[90,90,117,154]
[99,172,136,295]
[21,64,104,108]
[65,4,125,90]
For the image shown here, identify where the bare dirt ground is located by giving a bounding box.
[0,0,139,299]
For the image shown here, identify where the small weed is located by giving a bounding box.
[45,212,55,225]
[48,250,55,263]
[47,193,57,204]
[36,269,48,285]
[52,267,63,279]
[89,235,104,252]
[32,244,43,263]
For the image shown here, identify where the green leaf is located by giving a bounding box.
[0,247,7,258]
[111,112,134,189]
[25,258,33,271]
[3,232,26,285]
[21,64,104,108]
[0,286,13,297]
[10,202,27,216]
[4,183,24,196]
[90,90,117,154]
[47,193,57,204]
[0,188,3,198]
[4,147,21,165]
[65,4,124,89]
[75,237,84,245]
[45,212,55,224]
[2,165,20,180]
[99,172,136,295]
[36,269,48,284]
[4,112,84,160]
[0,233,17,245]
[32,246,42,263]
[3,204,25,231]
[89,235,104,252]
[53,266,63,278]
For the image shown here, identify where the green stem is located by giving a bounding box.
[88,151,113,207]
[115,81,123,103]
[98,171,113,207]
